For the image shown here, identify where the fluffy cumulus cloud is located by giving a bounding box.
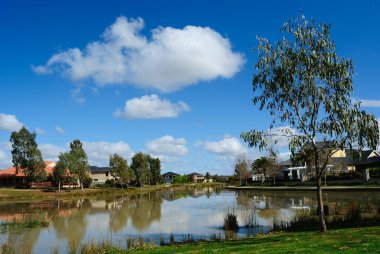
[353,98,380,108]
[55,127,65,134]
[199,136,247,157]
[33,16,244,92]
[114,94,190,119]
[146,135,188,157]
[40,144,66,161]
[0,142,12,169]
[82,141,133,166]
[0,113,23,132]
[265,126,298,148]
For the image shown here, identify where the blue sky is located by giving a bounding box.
[1,0,380,175]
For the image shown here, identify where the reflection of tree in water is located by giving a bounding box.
[131,192,162,231]
[108,192,163,233]
[51,199,92,252]
[109,197,133,232]
[5,220,42,254]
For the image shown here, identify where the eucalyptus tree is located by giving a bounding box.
[251,156,279,184]
[109,153,131,188]
[234,155,251,186]
[68,139,89,191]
[130,152,150,187]
[241,16,379,232]
[148,156,161,185]
[10,126,46,186]
[54,152,70,191]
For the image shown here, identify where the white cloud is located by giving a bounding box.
[83,141,133,166]
[354,98,380,108]
[265,126,297,148]
[146,135,188,157]
[199,135,247,157]
[114,94,190,119]
[33,16,244,92]
[0,142,12,169]
[70,88,86,105]
[35,128,45,135]
[55,127,65,134]
[0,113,23,132]
[40,144,66,161]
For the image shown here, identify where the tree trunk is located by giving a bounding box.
[317,176,327,232]
[58,179,61,192]
[81,181,83,191]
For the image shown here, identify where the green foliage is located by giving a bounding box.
[82,175,93,188]
[109,153,130,186]
[234,155,251,185]
[53,152,70,190]
[173,175,189,184]
[68,139,89,190]
[241,15,379,231]
[9,127,46,184]
[130,152,150,186]
[241,15,378,170]
[251,156,279,181]
[148,156,161,185]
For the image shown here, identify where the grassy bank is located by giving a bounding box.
[0,182,224,201]
[80,226,380,254]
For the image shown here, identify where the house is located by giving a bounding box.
[279,159,309,181]
[280,148,380,181]
[0,161,56,187]
[162,171,180,184]
[188,172,204,183]
[89,166,112,184]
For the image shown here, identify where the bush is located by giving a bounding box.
[82,175,93,188]
[223,213,239,231]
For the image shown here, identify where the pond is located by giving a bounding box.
[0,187,379,253]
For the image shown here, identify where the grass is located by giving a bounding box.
[77,226,380,254]
[0,182,225,201]
[0,217,50,233]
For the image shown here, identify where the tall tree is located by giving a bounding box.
[68,139,89,191]
[241,16,379,232]
[234,155,251,185]
[54,152,70,191]
[109,153,130,188]
[148,156,161,185]
[10,127,46,186]
[251,156,279,184]
[130,152,150,187]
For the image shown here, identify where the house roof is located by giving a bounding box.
[162,171,180,177]
[0,161,56,177]
[188,172,204,177]
[279,159,292,166]
[89,166,110,174]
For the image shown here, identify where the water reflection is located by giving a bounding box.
[0,188,378,253]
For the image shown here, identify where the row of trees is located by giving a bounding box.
[234,154,279,185]
[109,152,161,187]
[11,127,90,190]
[10,127,161,190]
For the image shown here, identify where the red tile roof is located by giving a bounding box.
[0,161,56,177]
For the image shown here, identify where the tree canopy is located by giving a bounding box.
[10,127,46,185]
[68,139,89,190]
[241,16,379,232]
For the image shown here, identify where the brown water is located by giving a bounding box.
[0,188,379,253]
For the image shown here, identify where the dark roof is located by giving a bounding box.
[188,172,204,177]
[162,171,180,177]
[279,159,292,166]
[89,166,110,173]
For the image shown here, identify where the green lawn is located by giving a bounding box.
[84,226,380,254]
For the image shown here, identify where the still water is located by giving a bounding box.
[0,187,379,253]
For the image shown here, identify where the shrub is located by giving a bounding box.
[223,213,239,231]
[82,175,93,188]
